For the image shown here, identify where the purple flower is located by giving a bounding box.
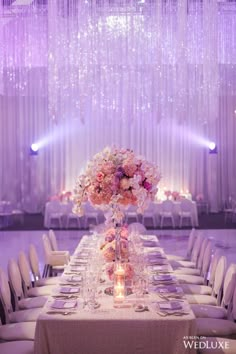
[115,166,125,179]
[143,181,152,191]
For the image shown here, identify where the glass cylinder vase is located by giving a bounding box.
[113,262,126,307]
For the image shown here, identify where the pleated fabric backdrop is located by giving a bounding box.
[0,0,235,212]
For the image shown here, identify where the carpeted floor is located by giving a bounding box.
[1,211,235,230]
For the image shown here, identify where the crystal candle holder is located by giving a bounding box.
[113,262,126,307]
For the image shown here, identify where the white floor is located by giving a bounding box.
[0,228,236,275]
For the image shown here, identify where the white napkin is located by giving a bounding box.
[51,300,77,309]
[155,286,182,294]
[70,265,86,272]
[60,287,80,294]
[153,274,173,282]
[159,301,182,311]
[65,275,82,283]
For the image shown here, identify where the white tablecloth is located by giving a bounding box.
[34,237,196,354]
[44,202,70,228]
[155,201,199,227]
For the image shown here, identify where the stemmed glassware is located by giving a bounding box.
[82,246,102,311]
[129,233,148,303]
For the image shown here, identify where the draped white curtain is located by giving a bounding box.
[0,0,235,212]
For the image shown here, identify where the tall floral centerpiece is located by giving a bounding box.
[73,147,160,304]
[73,146,161,225]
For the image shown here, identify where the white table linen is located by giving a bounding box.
[155,201,199,227]
[34,236,197,354]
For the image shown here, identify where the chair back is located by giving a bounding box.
[18,251,33,291]
[7,258,25,300]
[128,222,147,234]
[144,202,155,213]
[0,201,12,213]
[201,240,213,278]
[161,200,174,212]
[187,228,196,258]
[84,202,96,212]
[208,250,221,287]
[66,201,74,213]
[212,256,227,304]
[48,200,61,213]
[29,244,41,281]
[231,282,236,320]
[190,233,203,263]
[180,199,192,212]
[196,237,209,270]
[0,268,13,318]
[222,264,236,307]
[42,233,53,264]
[49,229,58,251]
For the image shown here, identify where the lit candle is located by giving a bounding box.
[115,264,125,276]
[114,265,126,304]
[116,292,125,300]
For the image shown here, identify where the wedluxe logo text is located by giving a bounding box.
[183,336,230,350]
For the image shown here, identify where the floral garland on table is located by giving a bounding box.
[73,146,161,225]
[100,226,129,262]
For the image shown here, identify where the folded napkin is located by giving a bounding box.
[51,300,77,309]
[60,287,80,294]
[148,253,166,260]
[143,241,159,247]
[64,275,82,283]
[71,259,88,265]
[159,301,182,311]
[69,265,86,272]
[140,235,158,242]
[148,258,168,266]
[153,285,182,294]
[74,252,89,258]
[149,265,171,272]
[152,275,173,282]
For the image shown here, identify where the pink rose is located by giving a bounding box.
[119,190,137,206]
[120,178,130,190]
[96,172,104,182]
[102,162,116,175]
[120,227,128,239]
[123,163,137,177]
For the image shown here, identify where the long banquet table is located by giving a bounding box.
[34,235,197,354]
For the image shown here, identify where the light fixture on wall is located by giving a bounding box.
[30,143,39,155]
[208,141,217,154]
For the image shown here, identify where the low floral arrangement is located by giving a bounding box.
[100,226,129,262]
[172,191,180,201]
[164,190,172,199]
[196,193,204,202]
[73,146,161,224]
[49,191,72,202]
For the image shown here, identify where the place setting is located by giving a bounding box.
[46,299,81,316]
[150,274,177,286]
[148,264,172,274]
[151,300,190,317]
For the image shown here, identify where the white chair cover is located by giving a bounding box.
[0,267,42,323]
[0,340,34,354]
[0,320,36,341]
[187,228,197,258]
[18,251,54,297]
[48,229,58,251]
[29,244,59,286]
